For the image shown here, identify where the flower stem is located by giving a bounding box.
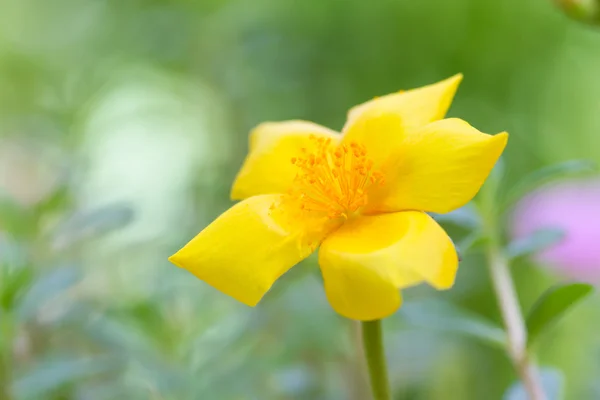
[486,244,546,400]
[478,172,546,400]
[361,320,391,400]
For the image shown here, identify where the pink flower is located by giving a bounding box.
[511,179,600,283]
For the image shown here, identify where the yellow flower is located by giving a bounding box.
[169,75,508,321]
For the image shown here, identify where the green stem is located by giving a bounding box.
[486,245,546,400]
[361,320,391,400]
[479,185,546,400]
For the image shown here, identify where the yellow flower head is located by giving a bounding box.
[169,75,508,321]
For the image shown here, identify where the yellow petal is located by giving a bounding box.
[365,118,508,214]
[343,74,463,134]
[318,211,458,320]
[341,111,405,171]
[340,74,464,173]
[169,194,326,306]
[231,121,339,200]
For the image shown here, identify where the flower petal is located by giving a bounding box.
[340,75,464,173]
[343,74,462,134]
[231,121,339,200]
[318,211,458,320]
[169,194,326,306]
[365,118,508,214]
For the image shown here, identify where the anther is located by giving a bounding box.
[289,139,385,218]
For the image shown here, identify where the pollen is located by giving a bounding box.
[288,136,385,219]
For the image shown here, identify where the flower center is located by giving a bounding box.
[288,135,385,219]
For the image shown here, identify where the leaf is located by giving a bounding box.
[526,283,594,346]
[475,158,506,218]
[81,312,161,359]
[455,230,488,256]
[16,267,81,322]
[503,160,596,208]
[482,157,506,198]
[33,180,73,217]
[430,204,481,229]
[12,355,114,399]
[272,366,314,396]
[503,367,564,400]
[0,193,36,239]
[0,239,33,319]
[399,300,506,348]
[0,234,27,267]
[52,203,134,249]
[72,383,130,400]
[0,263,34,311]
[65,306,193,393]
[505,228,564,260]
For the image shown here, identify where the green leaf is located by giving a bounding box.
[12,355,114,399]
[81,312,161,359]
[0,193,36,239]
[33,180,73,217]
[505,228,564,260]
[400,300,506,348]
[0,263,34,311]
[52,203,134,249]
[430,204,481,229]
[456,230,488,256]
[526,283,594,346]
[481,158,506,200]
[16,267,81,322]
[503,160,596,208]
[503,367,564,400]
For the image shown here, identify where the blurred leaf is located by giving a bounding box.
[526,283,594,346]
[33,179,73,217]
[73,383,130,400]
[456,230,488,256]
[0,309,15,352]
[188,313,254,372]
[400,300,506,348]
[503,367,564,400]
[430,205,481,229]
[486,158,506,197]
[12,355,114,399]
[272,365,314,397]
[82,312,160,359]
[0,194,35,239]
[52,203,134,249]
[74,309,193,393]
[476,158,506,218]
[0,263,34,311]
[505,228,564,260]
[0,234,27,267]
[16,267,81,322]
[490,157,506,185]
[503,160,596,208]
[124,301,169,341]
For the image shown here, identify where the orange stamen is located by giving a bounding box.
[287,136,385,219]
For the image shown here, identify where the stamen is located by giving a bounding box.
[287,136,385,219]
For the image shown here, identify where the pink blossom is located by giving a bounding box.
[511,179,600,283]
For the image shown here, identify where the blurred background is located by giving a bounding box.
[1,0,600,399]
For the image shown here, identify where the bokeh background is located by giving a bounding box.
[1,0,600,399]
